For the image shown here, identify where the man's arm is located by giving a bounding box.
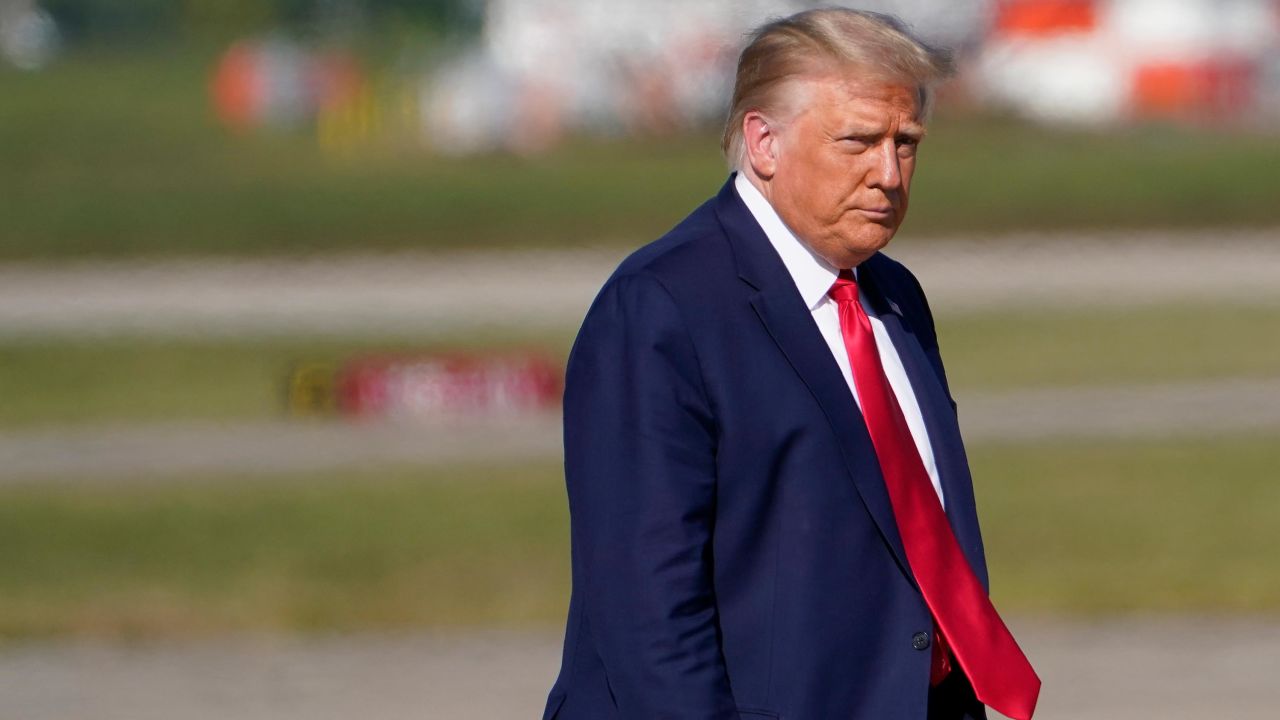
[563,270,736,719]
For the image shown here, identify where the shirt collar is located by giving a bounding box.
[733,172,847,311]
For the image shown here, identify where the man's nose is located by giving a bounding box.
[867,140,903,191]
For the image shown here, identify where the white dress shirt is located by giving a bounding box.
[734,173,945,507]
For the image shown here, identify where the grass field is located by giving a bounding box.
[1,436,1276,640]
[0,463,568,640]
[1,303,1275,428]
[2,51,1278,260]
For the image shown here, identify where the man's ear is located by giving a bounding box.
[742,111,780,179]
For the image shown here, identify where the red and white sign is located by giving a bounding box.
[336,352,562,419]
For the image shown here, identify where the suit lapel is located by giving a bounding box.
[714,177,914,584]
[859,260,990,588]
[748,290,915,582]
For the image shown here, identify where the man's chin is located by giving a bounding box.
[847,229,897,256]
[821,237,893,268]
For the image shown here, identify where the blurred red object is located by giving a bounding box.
[211,42,260,130]
[311,50,364,112]
[210,39,366,131]
[994,0,1098,37]
[1132,57,1259,119]
[336,353,562,419]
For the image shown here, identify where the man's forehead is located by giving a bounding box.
[838,113,927,138]
[797,74,924,128]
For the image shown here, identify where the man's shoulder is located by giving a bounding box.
[865,250,916,284]
[866,250,931,301]
[571,194,735,354]
[605,195,732,295]
[865,250,941,343]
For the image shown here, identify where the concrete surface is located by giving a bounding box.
[0,231,1276,339]
[2,618,1277,719]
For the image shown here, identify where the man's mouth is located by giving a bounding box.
[855,207,895,222]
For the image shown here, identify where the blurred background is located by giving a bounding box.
[1,0,1278,718]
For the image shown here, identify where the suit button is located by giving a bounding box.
[912,632,931,651]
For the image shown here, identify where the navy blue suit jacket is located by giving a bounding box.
[544,176,989,720]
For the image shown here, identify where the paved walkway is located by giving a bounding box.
[2,618,1277,719]
[0,230,1276,339]
[2,378,1278,482]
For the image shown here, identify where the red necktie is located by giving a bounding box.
[830,270,1040,720]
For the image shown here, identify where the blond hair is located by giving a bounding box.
[722,8,953,170]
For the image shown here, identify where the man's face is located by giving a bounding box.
[766,76,925,269]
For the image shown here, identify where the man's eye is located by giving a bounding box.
[896,137,920,157]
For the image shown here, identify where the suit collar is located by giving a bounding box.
[746,287,914,585]
[714,173,784,293]
[870,288,989,587]
[854,254,906,318]
[716,173,905,318]
[732,173,838,311]
[857,257,989,586]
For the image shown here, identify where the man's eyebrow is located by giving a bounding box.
[898,124,927,139]
[835,121,927,139]
[834,123,888,138]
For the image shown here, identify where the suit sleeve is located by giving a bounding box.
[563,271,735,719]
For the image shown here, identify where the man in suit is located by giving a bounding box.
[544,9,1040,720]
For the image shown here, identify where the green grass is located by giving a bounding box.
[976,436,1280,613]
[939,303,1280,391]
[0,49,721,259]
[910,115,1280,235]
[0,464,571,640]
[1,51,1278,260]
[0,303,1274,429]
[0,436,1276,640]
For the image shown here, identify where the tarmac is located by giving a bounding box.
[2,617,1277,719]
[0,230,1276,340]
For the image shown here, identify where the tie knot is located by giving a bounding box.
[829,269,859,303]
